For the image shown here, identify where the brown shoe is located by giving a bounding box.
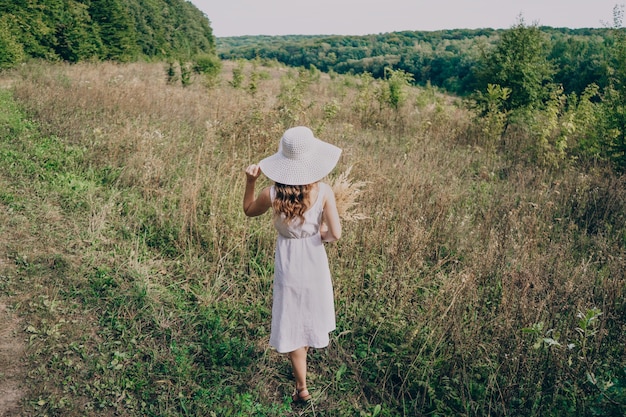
[292,388,312,403]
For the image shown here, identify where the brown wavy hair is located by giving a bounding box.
[273,182,314,223]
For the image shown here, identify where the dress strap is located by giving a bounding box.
[269,185,276,202]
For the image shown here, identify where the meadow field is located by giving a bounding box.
[0,60,624,416]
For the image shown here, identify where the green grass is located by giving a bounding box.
[0,86,292,416]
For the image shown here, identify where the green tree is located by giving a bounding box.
[88,0,139,61]
[601,5,626,170]
[0,15,25,69]
[549,35,609,96]
[1,0,56,59]
[52,0,100,62]
[474,18,555,111]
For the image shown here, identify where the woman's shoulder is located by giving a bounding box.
[317,182,335,205]
[318,182,332,193]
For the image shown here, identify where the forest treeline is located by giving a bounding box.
[0,0,216,66]
[218,26,610,97]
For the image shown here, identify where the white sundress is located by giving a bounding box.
[268,182,336,353]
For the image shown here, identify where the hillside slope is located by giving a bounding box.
[0,60,624,417]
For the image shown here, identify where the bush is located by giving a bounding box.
[193,53,222,78]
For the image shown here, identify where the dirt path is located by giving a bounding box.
[0,238,25,417]
[0,300,24,417]
[1,82,26,416]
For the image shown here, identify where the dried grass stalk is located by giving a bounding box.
[330,166,369,221]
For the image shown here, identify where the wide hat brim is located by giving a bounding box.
[258,129,342,186]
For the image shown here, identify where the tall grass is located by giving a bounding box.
[1,60,624,416]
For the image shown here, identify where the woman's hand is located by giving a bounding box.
[243,164,271,217]
[245,164,261,183]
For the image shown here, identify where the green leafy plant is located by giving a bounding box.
[470,83,512,149]
[180,60,192,87]
[230,59,245,88]
[379,67,413,110]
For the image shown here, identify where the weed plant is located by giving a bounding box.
[0,61,624,416]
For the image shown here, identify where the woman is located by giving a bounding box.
[243,126,342,403]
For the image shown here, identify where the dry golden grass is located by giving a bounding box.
[2,60,625,416]
[330,166,370,222]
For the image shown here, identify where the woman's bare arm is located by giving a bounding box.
[321,187,342,242]
[243,164,272,217]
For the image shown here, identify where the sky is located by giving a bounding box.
[191,0,624,37]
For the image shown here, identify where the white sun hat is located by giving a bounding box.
[258,126,342,186]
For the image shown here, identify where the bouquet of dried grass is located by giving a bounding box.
[329,166,369,222]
